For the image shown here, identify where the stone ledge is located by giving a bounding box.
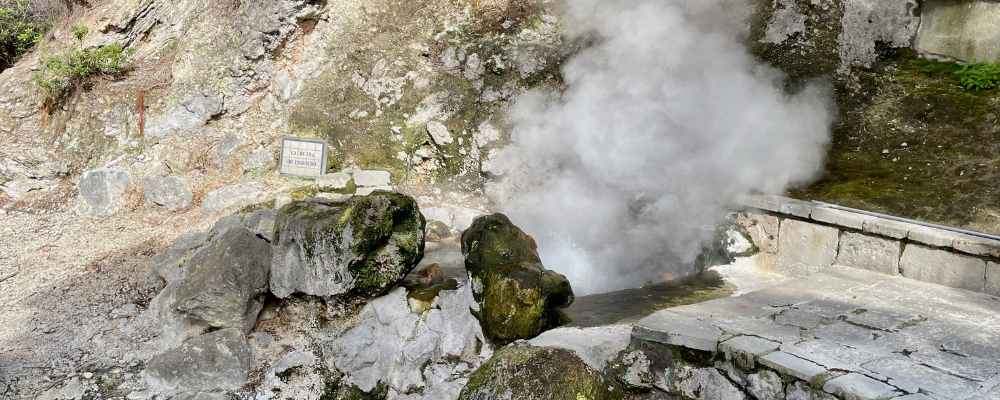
[740,195,1000,261]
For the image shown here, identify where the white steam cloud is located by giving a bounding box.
[486,0,834,295]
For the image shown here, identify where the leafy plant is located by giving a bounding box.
[0,0,48,71]
[955,63,1000,91]
[913,58,1000,91]
[71,23,88,43]
[33,43,134,106]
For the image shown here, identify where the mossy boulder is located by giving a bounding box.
[270,191,426,299]
[461,214,573,344]
[458,346,624,400]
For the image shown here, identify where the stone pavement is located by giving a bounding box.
[632,266,1000,400]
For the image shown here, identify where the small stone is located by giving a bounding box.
[201,183,266,213]
[352,170,391,187]
[426,121,454,145]
[143,175,193,211]
[78,168,131,216]
[316,172,352,190]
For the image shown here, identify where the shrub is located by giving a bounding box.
[33,43,133,106]
[955,63,1000,91]
[0,0,48,71]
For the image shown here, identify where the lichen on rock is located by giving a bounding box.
[270,191,426,299]
[461,213,574,344]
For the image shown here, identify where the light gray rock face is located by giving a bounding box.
[172,227,271,333]
[915,0,1000,62]
[145,94,224,140]
[777,219,839,276]
[786,381,836,400]
[899,244,986,292]
[270,193,425,299]
[837,0,920,70]
[242,147,274,173]
[144,328,251,395]
[201,183,266,213]
[78,168,131,216]
[736,212,779,254]
[326,285,490,395]
[835,232,901,275]
[143,176,193,211]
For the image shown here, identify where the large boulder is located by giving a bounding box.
[143,175,193,211]
[460,214,574,344]
[458,346,624,400]
[172,227,271,333]
[143,328,251,395]
[270,191,426,299]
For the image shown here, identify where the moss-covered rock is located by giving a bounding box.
[461,213,573,344]
[270,191,426,299]
[458,346,624,400]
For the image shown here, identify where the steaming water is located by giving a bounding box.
[487,0,833,295]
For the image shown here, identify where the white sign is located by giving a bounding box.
[279,137,328,178]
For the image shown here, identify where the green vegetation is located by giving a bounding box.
[33,43,133,106]
[793,53,1000,234]
[0,0,47,71]
[914,58,1000,91]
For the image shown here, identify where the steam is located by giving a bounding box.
[486,0,833,294]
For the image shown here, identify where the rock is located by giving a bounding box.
[170,393,228,400]
[526,325,631,371]
[746,370,783,400]
[776,219,839,276]
[78,168,131,216]
[242,147,274,173]
[143,176,193,211]
[270,191,425,298]
[425,220,452,242]
[355,185,393,196]
[352,170,391,187]
[316,172,352,190]
[458,346,623,400]
[37,378,87,400]
[427,121,454,145]
[327,285,489,394]
[658,365,745,400]
[461,214,574,344]
[201,183,266,213]
[145,94,224,140]
[609,350,653,391]
[143,329,251,395]
[172,227,271,332]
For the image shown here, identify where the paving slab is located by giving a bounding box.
[632,266,1000,400]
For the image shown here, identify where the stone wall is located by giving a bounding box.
[915,0,1000,62]
[738,195,1000,296]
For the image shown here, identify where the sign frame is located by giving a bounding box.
[278,136,329,178]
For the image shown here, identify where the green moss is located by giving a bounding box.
[238,199,277,215]
[792,53,1000,233]
[290,185,321,200]
[460,346,624,400]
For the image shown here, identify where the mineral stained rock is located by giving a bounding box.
[458,346,623,400]
[270,191,426,299]
[461,213,574,344]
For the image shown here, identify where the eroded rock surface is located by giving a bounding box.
[143,328,251,396]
